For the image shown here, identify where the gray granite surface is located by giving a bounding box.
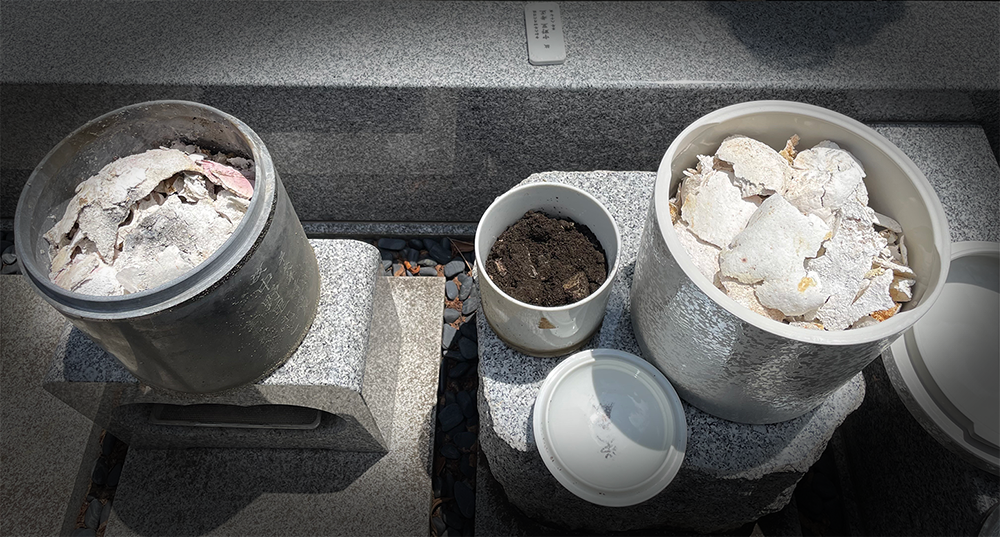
[474,170,866,533]
[474,125,1000,532]
[104,276,444,536]
[838,357,999,536]
[2,2,997,222]
[0,276,103,536]
[42,239,402,452]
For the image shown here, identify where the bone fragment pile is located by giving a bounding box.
[671,134,915,330]
[43,142,255,295]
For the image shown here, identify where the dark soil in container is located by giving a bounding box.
[485,211,608,307]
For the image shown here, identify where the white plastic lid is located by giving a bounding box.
[888,241,999,473]
[533,348,687,506]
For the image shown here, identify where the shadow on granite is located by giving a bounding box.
[110,448,383,536]
[707,2,907,68]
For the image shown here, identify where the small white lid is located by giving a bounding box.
[888,241,999,472]
[533,348,687,506]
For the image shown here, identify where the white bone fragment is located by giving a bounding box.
[818,268,896,331]
[779,134,800,165]
[872,211,903,233]
[176,172,215,203]
[872,256,916,279]
[214,190,251,225]
[44,149,203,262]
[719,276,785,322]
[680,165,761,248]
[677,154,715,212]
[889,275,916,302]
[808,199,887,329]
[715,135,792,197]
[673,220,721,283]
[669,198,680,224]
[790,320,825,330]
[199,159,253,199]
[850,316,880,329]
[783,142,867,224]
[719,194,829,285]
[878,228,898,245]
[899,234,908,265]
[755,271,828,317]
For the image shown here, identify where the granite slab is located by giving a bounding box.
[42,239,401,452]
[2,2,997,222]
[474,170,866,533]
[0,275,103,536]
[103,276,444,536]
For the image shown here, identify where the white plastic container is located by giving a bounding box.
[631,101,951,423]
[475,183,621,357]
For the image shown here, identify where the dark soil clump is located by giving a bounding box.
[485,211,608,307]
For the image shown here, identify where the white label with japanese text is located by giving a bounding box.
[525,2,566,66]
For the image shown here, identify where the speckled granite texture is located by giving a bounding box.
[475,125,1000,532]
[0,276,103,536]
[103,277,444,537]
[475,171,866,533]
[2,2,997,222]
[42,239,402,452]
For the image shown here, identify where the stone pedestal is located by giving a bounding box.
[43,239,401,452]
[475,171,866,533]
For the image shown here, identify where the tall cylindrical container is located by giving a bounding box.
[14,100,320,394]
[630,101,951,423]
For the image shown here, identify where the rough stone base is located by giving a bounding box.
[43,239,400,452]
[475,171,866,533]
[103,276,444,536]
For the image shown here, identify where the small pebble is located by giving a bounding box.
[454,481,476,518]
[445,281,459,300]
[107,463,123,487]
[466,413,480,428]
[381,259,393,271]
[406,248,420,263]
[377,238,407,251]
[409,238,424,250]
[449,362,471,378]
[419,267,438,276]
[445,421,466,438]
[444,390,456,406]
[0,263,17,275]
[457,390,476,418]
[443,349,463,361]
[418,258,438,267]
[100,501,112,525]
[438,403,464,430]
[92,458,109,486]
[442,325,458,350]
[443,259,465,279]
[431,515,447,536]
[441,444,461,460]
[461,296,480,316]
[1,245,15,266]
[459,282,474,301]
[442,505,463,531]
[442,472,456,499]
[423,238,439,251]
[441,237,452,251]
[453,431,476,450]
[443,308,461,324]
[392,262,403,275]
[102,433,118,457]
[460,453,476,479]
[429,244,452,264]
[458,337,477,361]
[85,499,102,529]
[459,321,477,341]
